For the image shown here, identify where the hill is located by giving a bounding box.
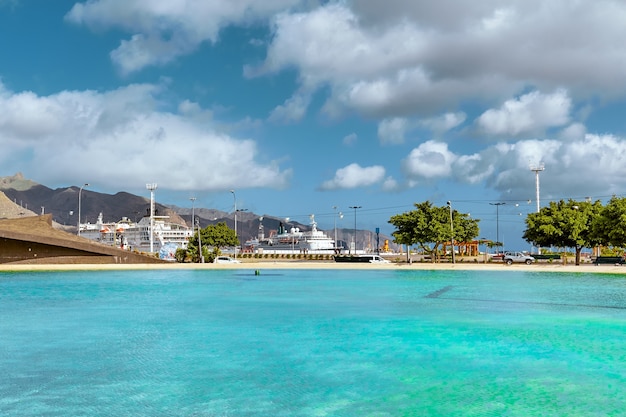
[0,173,396,252]
[0,190,37,218]
[1,181,186,229]
[0,172,38,191]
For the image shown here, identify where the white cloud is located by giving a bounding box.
[559,123,586,141]
[319,163,386,190]
[66,0,303,74]
[381,176,399,192]
[402,140,457,180]
[0,82,291,191]
[65,1,626,121]
[257,2,626,119]
[477,89,571,137]
[480,135,626,199]
[268,91,311,123]
[400,133,626,201]
[377,112,465,145]
[419,112,466,136]
[378,117,409,145]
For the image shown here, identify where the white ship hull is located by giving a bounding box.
[80,213,192,256]
[244,215,337,254]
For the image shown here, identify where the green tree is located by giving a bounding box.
[523,199,602,265]
[389,201,479,262]
[182,222,239,263]
[592,196,626,250]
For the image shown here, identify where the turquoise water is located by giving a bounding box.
[1,269,626,416]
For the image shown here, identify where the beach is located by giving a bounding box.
[1,260,625,274]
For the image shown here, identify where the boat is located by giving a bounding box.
[334,254,390,263]
[244,215,337,253]
[79,212,193,256]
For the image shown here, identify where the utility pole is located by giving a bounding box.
[446,201,455,264]
[489,202,506,254]
[349,206,361,254]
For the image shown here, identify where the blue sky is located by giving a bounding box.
[2,0,626,250]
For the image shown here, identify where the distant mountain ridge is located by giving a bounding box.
[0,174,313,244]
[0,173,396,251]
[0,172,38,191]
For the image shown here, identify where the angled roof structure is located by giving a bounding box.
[0,215,165,264]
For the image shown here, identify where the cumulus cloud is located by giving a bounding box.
[55,1,626,204]
[477,89,571,137]
[319,163,386,190]
[402,140,457,180]
[475,135,626,200]
[377,112,465,145]
[418,112,466,136]
[65,0,303,74]
[559,123,586,141]
[382,176,399,192]
[399,133,626,201]
[65,1,626,121]
[268,91,311,123]
[255,2,626,119]
[0,82,291,191]
[378,117,409,145]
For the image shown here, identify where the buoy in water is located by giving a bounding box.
[255,269,260,276]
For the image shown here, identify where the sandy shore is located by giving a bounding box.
[1,261,625,274]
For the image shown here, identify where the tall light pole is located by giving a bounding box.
[230,190,237,259]
[333,206,343,253]
[190,197,197,262]
[237,208,248,254]
[77,183,89,236]
[196,217,204,263]
[447,201,455,264]
[349,206,361,254]
[490,202,506,254]
[146,183,157,253]
[530,164,545,213]
[189,197,196,229]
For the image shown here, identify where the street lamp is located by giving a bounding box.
[230,190,237,259]
[77,183,89,236]
[490,202,506,254]
[190,197,197,262]
[333,206,343,253]
[146,183,157,253]
[285,217,292,253]
[196,217,204,263]
[349,206,361,254]
[189,197,196,229]
[447,201,455,264]
[237,208,248,254]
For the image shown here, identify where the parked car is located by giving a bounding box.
[214,256,241,264]
[503,251,535,265]
[369,255,391,264]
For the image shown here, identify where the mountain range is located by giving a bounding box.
[0,173,394,251]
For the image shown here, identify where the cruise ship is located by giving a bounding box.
[244,215,337,254]
[79,213,193,256]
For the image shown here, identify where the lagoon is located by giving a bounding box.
[1,269,625,416]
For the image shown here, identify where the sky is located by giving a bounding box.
[2,0,626,250]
